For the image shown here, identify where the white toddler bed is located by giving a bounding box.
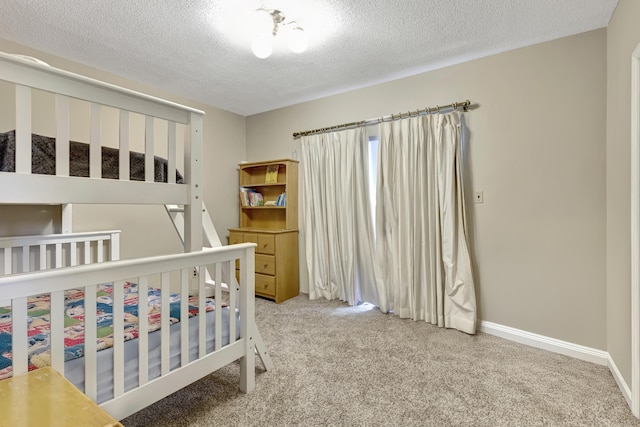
[0,231,256,418]
[0,52,259,420]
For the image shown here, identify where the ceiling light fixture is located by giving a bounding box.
[250,7,308,59]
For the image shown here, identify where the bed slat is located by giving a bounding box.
[21,246,29,273]
[214,264,222,351]
[160,272,170,375]
[113,280,125,398]
[38,245,46,271]
[84,241,91,265]
[50,290,65,374]
[119,110,130,181]
[69,242,77,267]
[97,239,104,263]
[15,85,31,175]
[198,269,206,359]
[55,94,70,177]
[168,122,176,184]
[138,276,149,386]
[84,283,98,401]
[3,248,11,275]
[110,232,120,261]
[90,103,101,179]
[56,243,63,269]
[228,260,237,344]
[61,205,73,234]
[11,297,28,376]
[239,249,256,393]
[38,244,49,270]
[145,116,154,183]
[180,268,189,367]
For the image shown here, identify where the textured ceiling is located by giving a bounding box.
[0,0,618,116]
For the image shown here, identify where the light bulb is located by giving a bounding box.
[252,33,273,58]
[249,9,274,36]
[287,27,308,54]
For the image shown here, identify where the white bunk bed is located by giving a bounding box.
[0,52,259,420]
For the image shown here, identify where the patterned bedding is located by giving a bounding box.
[0,130,184,183]
[0,282,219,380]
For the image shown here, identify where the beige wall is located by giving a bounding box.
[247,30,608,350]
[0,38,245,259]
[0,26,615,357]
[607,0,640,387]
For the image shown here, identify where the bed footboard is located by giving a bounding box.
[0,242,256,420]
[0,230,121,277]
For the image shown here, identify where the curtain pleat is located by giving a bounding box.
[376,113,477,334]
[301,128,386,309]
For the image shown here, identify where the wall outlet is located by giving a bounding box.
[192,267,199,277]
[474,191,484,204]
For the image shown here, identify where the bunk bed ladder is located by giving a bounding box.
[164,203,274,371]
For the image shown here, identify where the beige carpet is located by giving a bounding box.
[122,295,639,426]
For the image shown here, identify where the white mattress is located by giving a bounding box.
[64,307,239,404]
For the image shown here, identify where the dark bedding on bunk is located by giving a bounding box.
[0,130,183,183]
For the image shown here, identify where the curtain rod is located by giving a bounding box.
[292,100,471,139]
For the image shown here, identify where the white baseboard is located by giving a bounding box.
[479,321,608,366]
[480,321,639,419]
[608,353,633,408]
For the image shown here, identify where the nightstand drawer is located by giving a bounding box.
[255,273,276,296]
[243,233,258,244]
[257,234,275,255]
[255,254,276,275]
[229,231,242,246]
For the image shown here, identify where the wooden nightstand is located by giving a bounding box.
[229,228,299,303]
[231,159,299,303]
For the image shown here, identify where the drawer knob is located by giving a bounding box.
[263,263,269,268]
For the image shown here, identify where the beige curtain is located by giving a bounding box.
[300,127,386,308]
[375,112,477,334]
